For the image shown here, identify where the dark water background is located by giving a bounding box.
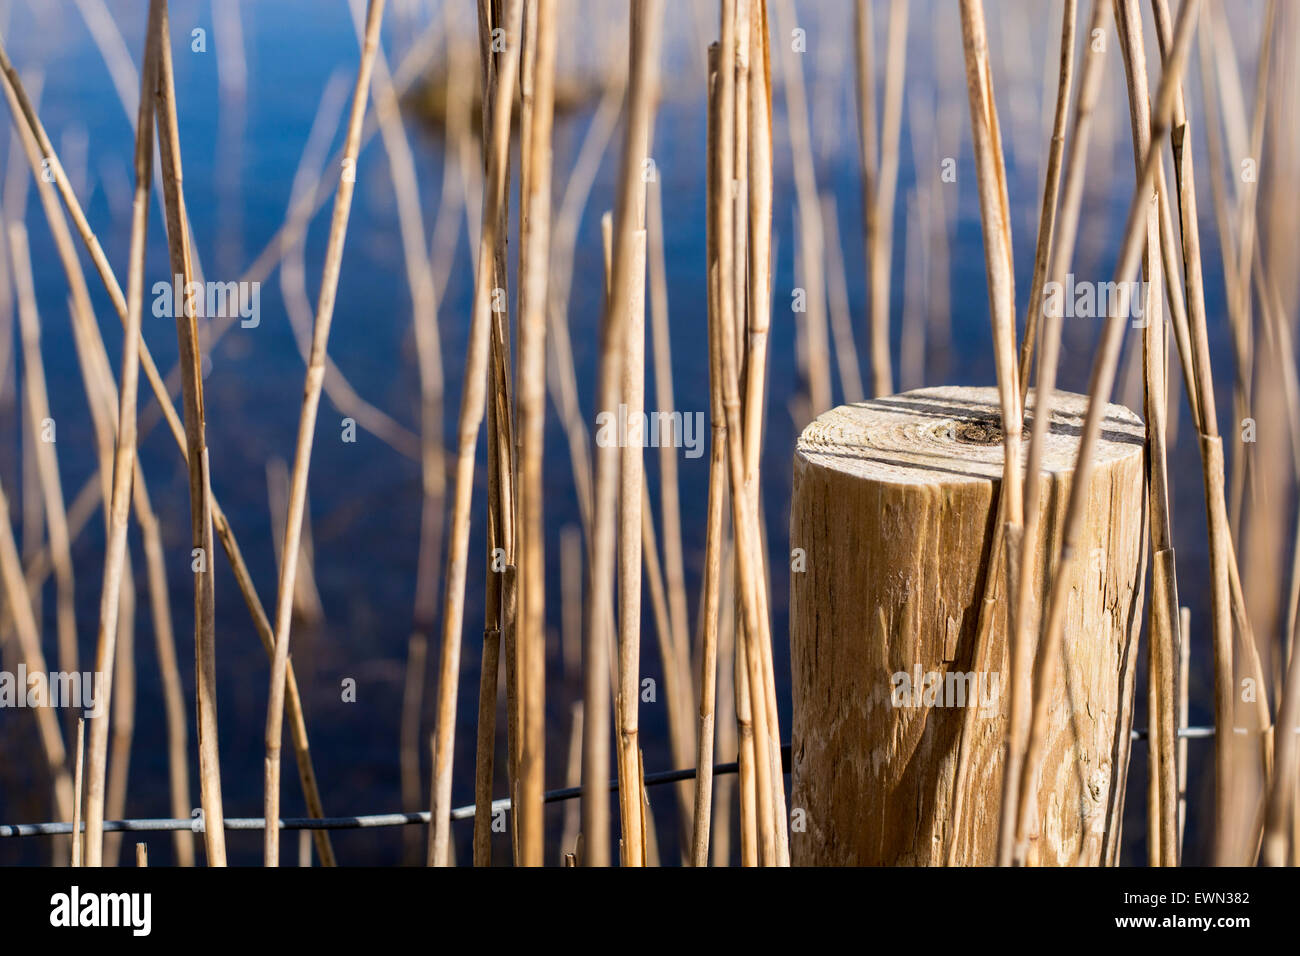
[0,0,1262,865]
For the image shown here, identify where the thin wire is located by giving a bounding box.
[0,747,791,838]
[0,729,1217,839]
[1132,725,1214,740]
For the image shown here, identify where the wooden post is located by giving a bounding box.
[789,386,1146,865]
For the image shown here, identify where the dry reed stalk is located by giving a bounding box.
[153,0,226,866]
[69,0,192,235]
[1150,157,1199,434]
[0,101,114,866]
[0,48,176,459]
[347,0,452,863]
[583,0,664,868]
[647,175,696,832]
[616,198,649,866]
[690,2,770,868]
[430,28,475,305]
[235,19,443,289]
[728,3,787,866]
[457,27,504,868]
[82,1,160,867]
[1016,0,1076,399]
[642,504,691,832]
[562,699,584,859]
[718,12,773,862]
[899,85,944,388]
[822,194,866,404]
[1223,4,1274,438]
[746,54,789,875]
[694,47,731,870]
[9,112,199,873]
[897,190,924,390]
[637,502,691,822]
[563,562,593,704]
[545,79,625,547]
[132,472,193,866]
[343,0,447,591]
[1102,0,1175,868]
[265,0,386,866]
[1279,304,1300,687]
[70,0,209,288]
[428,0,524,867]
[71,718,84,867]
[7,222,77,720]
[502,564,520,863]
[398,631,429,863]
[1263,442,1300,865]
[70,0,136,120]
[924,52,958,377]
[724,2,747,362]
[279,80,420,460]
[954,0,1023,866]
[0,476,73,823]
[71,11,436,440]
[104,558,136,867]
[524,346,611,851]
[639,494,692,855]
[639,748,658,866]
[871,0,908,398]
[266,460,325,629]
[1112,0,1179,867]
[710,539,738,865]
[1151,0,1256,863]
[1218,5,1282,756]
[471,616,498,866]
[19,342,40,628]
[1253,261,1300,862]
[715,1,782,865]
[1193,16,1249,634]
[1204,11,1255,547]
[1256,3,1299,867]
[853,0,880,390]
[1012,0,1201,865]
[484,16,518,842]
[10,141,117,863]
[512,0,539,865]
[479,0,522,868]
[773,0,829,419]
[689,485,725,865]
[966,0,1110,866]
[733,614,759,864]
[473,463,509,854]
[1178,604,1190,860]
[0,38,337,864]
[745,0,788,861]
[1255,260,1300,669]
[516,0,557,868]
[559,525,583,856]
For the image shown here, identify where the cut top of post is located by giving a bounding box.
[795,386,1144,486]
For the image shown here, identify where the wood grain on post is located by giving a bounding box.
[789,386,1146,865]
